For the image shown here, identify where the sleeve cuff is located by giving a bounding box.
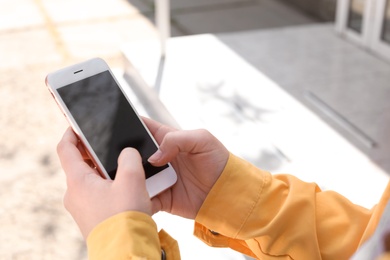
[87,211,161,260]
[194,153,270,239]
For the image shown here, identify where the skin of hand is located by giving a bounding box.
[57,117,229,239]
[144,118,230,219]
[57,128,152,239]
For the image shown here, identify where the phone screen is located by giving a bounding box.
[57,70,168,179]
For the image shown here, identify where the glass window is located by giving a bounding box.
[381,0,390,43]
[348,0,365,33]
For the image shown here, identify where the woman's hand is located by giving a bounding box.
[57,115,230,238]
[57,128,152,239]
[144,118,229,219]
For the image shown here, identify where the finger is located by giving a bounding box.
[142,117,177,144]
[57,128,95,180]
[151,196,163,214]
[84,159,95,169]
[76,141,96,168]
[115,148,146,190]
[77,141,90,160]
[148,129,212,165]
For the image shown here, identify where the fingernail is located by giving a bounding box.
[148,149,162,163]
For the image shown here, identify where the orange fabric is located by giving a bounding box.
[87,211,162,259]
[194,154,389,259]
[87,153,390,259]
[159,229,181,259]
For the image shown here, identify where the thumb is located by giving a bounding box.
[115,148,146,190]
[115,148,152,216]
[148,129,210,166]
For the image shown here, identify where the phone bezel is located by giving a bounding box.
[45,57,177,198]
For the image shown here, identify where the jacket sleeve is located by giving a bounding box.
[194,153,388,260]
[87,211,180,260]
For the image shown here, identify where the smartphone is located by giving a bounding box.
[45,57,177,198]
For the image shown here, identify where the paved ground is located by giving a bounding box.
[1,0,389,259]
[0,0,159,258]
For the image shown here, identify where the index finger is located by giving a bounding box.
[142,117,177,144]
[57,127,94,180]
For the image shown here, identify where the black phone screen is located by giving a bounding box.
[57,70,168,179]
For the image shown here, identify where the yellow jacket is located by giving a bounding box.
[87,154,390,259]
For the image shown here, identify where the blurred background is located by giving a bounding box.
[1,0,390,259]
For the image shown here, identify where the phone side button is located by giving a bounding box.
[49,92,67,118]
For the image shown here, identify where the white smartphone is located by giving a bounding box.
[45,57,177,198]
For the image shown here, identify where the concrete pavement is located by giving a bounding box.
[1,0,389,259]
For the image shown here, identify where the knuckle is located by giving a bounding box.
[196,128,211,137]
[194,129,214,142]
[163,131,175,143]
